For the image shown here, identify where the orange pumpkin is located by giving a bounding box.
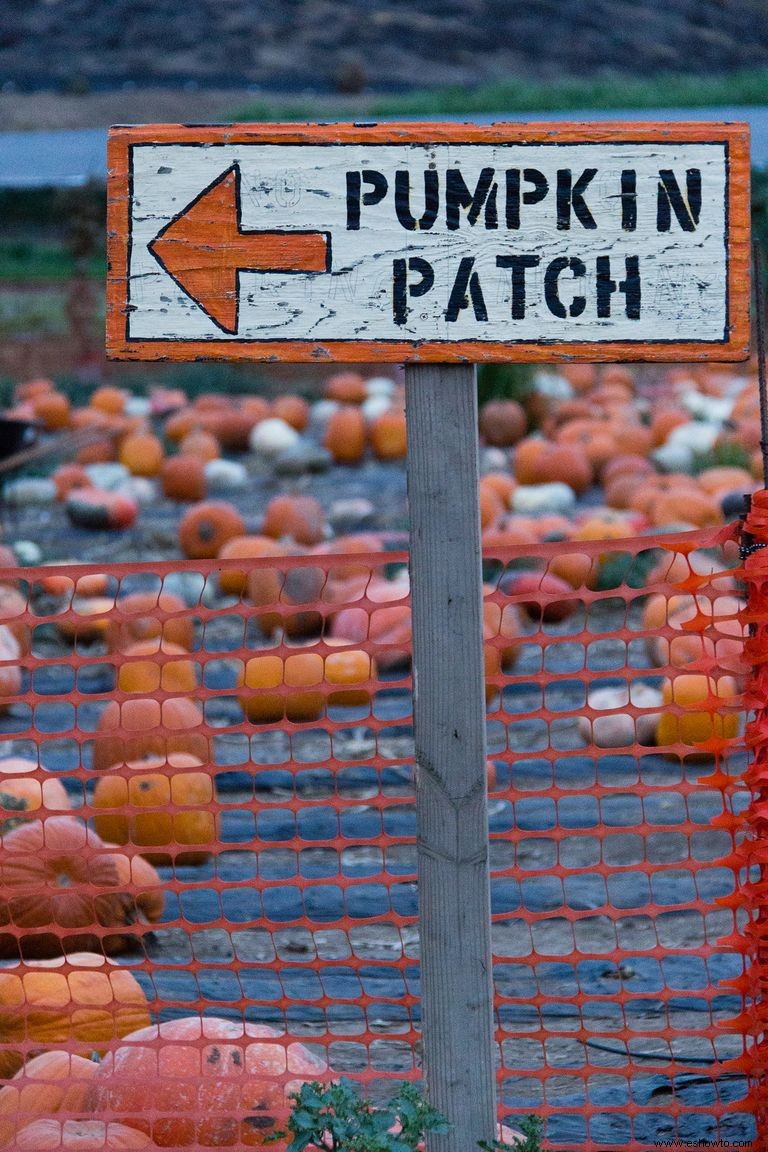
[109,851,165,925]
[480,472,516,507]
[32,391,71,430]
[0,819,135,961]
[323,406,366,465]
[178,428,220,462]
[108,591,194,653]
[160,455,207,502]
[478,481,504,531]
[178,501,245,560]
[324,640,374,708]
[119,432,164,477]
[655,673,740,752]
[238,646,374,724]
[92,697,208,772]
[0,953,151,1078]
[57,597,115,643]
[650,489,722,529]
[90,387,127,415]
[117,641,198,696]
[0,759,69,827]
[0,1051,99,1148]
[217,534,286,609]
[478,399,526,447]
[262,496,326,547]
[163,409,198,444]
[199,410,255,452]
[15,1120,153,1149]
[324,371,366,404]
[92,754,215,867]
[548,551,598,591]
[369,409,407,460]
[271,395,309,431]
[91,1016,325,1148]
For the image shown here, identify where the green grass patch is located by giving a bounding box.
[229,67,768,122]
[0,239,105,282]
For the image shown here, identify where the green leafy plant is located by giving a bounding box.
[270,1078,450,1152]
[479,1114,543,1152]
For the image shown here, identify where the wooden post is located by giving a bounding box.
[405,363,497,1152]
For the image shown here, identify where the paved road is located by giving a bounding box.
[1,103,767,187]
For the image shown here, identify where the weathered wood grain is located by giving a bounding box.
[106,121,751,362]
[405,363,496,1151]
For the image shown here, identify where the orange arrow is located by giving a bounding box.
[148,164,331,335]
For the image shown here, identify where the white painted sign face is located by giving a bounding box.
[107,124,750,362]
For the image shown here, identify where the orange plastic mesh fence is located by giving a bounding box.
[0,523,756,1150]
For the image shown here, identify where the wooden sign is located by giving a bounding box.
[107,122,750,362]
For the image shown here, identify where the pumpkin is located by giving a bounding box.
[178,428,220,462]
[58,597,115,643]
[90,387,127,415]
[369,409,407,460]
[324,371,366,404]
[0,1051,99,1148]
[116,641,199,696]
[32,391,71,431]
[217,534,285,602]
[650,489,721,529]
[601,454,655,488]
[178,501,245,560]
[109,851,165,925]
[478,481,504,531]
[163,410,198,444]
[91,697,208,772]
[119,432,164,478]
[0,759,69,828]
[548,551,599,591]
[514,438,592,493]
[330,578,412,671]
[201,410,258,452]
[0,954,151,1078]
[238,653,323,724]
[480,471,516,507]
[92,754,215,867]
[160,454,206,502]
[0,819,136,961]
[323,406,366,465]
[649,406,691,447]
[238,645,374,724]
[271,395,309,431]
[655,673,740,752]
[482,596,522,673]
[108,591,194,653]
[66,490,138,532]
[696,466,754,496]
[501,571,578,623]
[324,640,374,708]
[16,1120,153,1149]
[262,496,326,548]
[478,400,526,447]
[91,1016,326,1148]
[311,534,384,582]
[240,396,272,425]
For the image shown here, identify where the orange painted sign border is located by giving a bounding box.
[107,121,751,362]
